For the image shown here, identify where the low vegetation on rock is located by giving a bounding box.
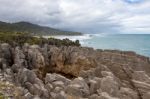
[0,32,80,47]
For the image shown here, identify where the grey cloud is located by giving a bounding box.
[0,0,149,34]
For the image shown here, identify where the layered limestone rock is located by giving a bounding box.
[0,43,150,99]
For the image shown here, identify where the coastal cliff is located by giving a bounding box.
[0,43,150,99]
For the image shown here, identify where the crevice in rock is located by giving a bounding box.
[9,48,14,67]
[52,71,76,79]
[36,64,76,81]
[122,67,143,99]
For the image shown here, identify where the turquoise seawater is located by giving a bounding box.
[81,34,150,57]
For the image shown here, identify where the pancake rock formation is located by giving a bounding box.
[0,43,150,99]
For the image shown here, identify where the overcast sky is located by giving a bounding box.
[0,0,150,34]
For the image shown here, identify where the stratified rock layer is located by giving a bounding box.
[0,43,150,99]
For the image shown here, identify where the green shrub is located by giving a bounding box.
[0,32,81,47]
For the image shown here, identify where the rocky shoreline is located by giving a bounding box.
[0,43,150,99]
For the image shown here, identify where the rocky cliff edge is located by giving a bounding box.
[0,43,150,99]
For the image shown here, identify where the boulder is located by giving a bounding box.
[119,87,140,99]
[100,76,120,97]
[45,73,71,85]
[45,83,53,92]
[17,68,37,85]
[89,94,101,99]
[11,64,21,73]
[52,81,65,88]
[24,92,34,99]
[13,47,26,67]
[32,84,43,96]
[132,71,150,83]
[55,91,67,99]
[27,45,45,69]
[45,73,56,83]
[132,80,150,95]
[53,87,63,93]
[66,77,90,97]
[0,43,12,66]
[89,80,98,94]
[99,92,119,99]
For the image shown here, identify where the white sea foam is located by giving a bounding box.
[43,34,93,41]
[41,33,107,46]
[92,33,109,37]
[41,33,108,41]
[140,48,150,51]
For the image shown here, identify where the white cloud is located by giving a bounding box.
[0,0,149,33]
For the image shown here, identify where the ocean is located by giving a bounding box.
[51,34,150,57]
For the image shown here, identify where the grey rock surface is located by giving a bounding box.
[0,43,150,99]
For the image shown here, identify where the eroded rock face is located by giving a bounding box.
[119,87,139,99]
[66,77,90,97]
[0,43,12,69]
[100,75,120,97]
[0,43,150,99]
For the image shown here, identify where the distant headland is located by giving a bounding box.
[0,21,82,36]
